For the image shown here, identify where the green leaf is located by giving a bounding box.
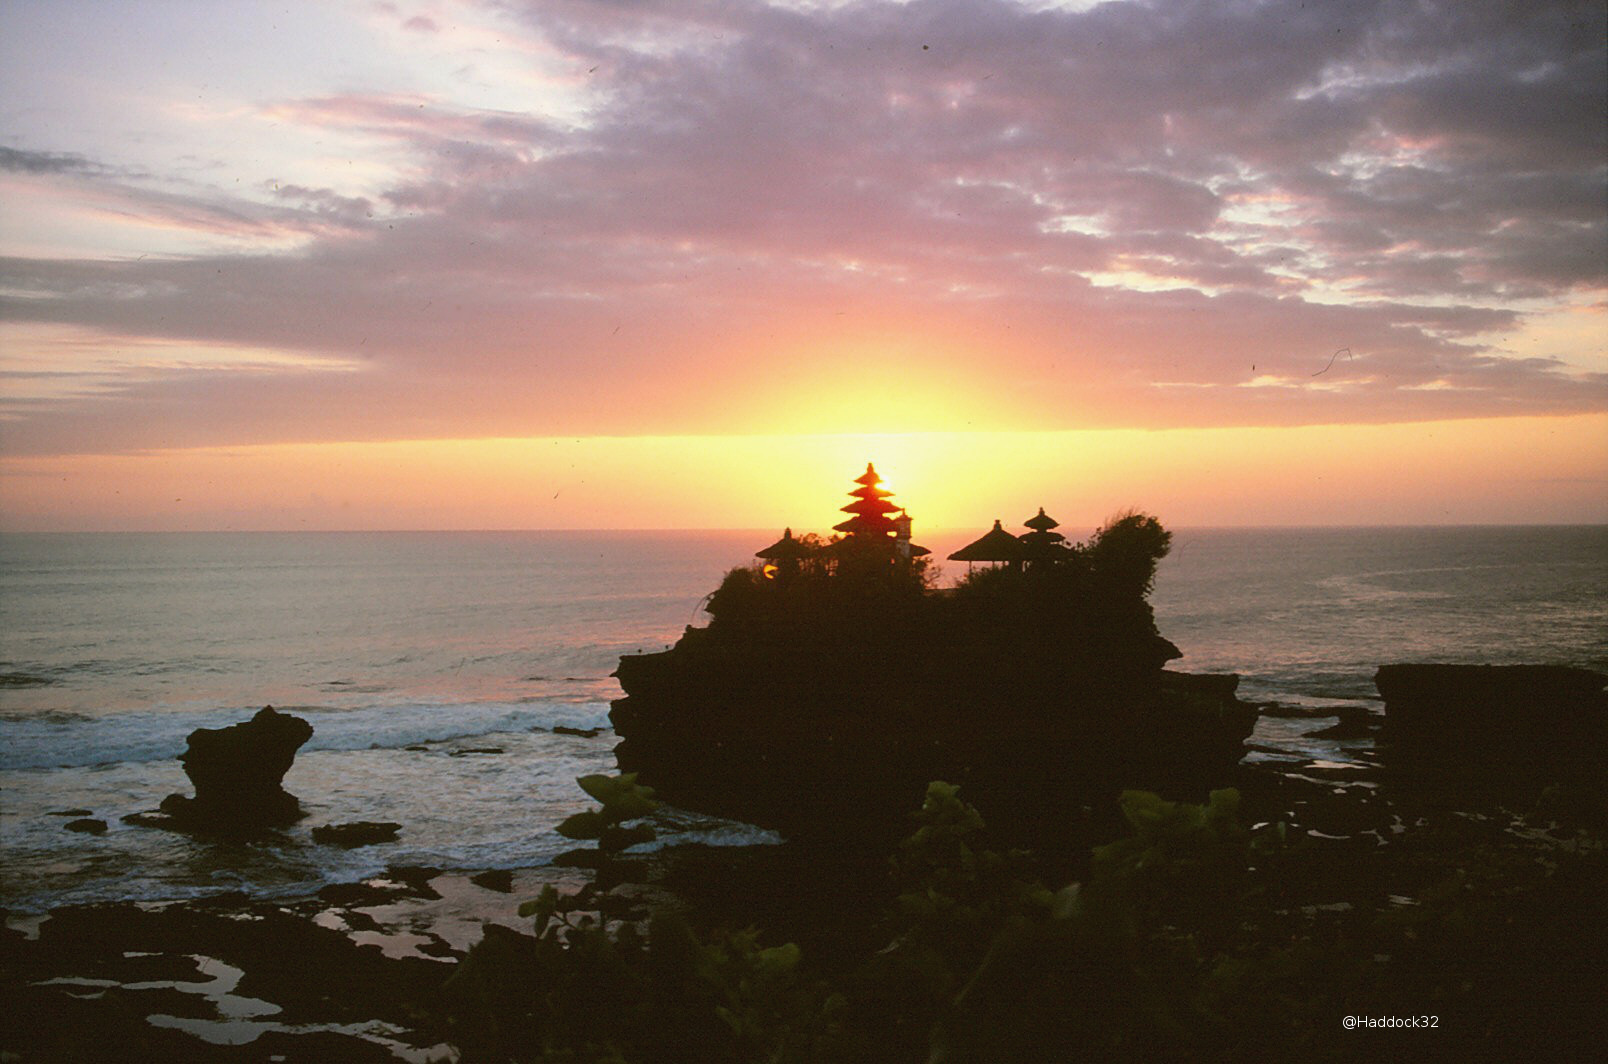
[754,942,801,973]
[598,823,657,853]
[1204,787,1241,828]
[1118,789,1169,832]
[578,773,629,805]
[608,791,660,822]
[576,773,660,821]
[556,809,607,840]
[516,884,560,934]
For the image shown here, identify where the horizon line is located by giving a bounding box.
[3,521,1605,536]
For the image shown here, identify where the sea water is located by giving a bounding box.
[2,526,1604,912]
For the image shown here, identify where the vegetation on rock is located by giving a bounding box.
[612,512,1251,839]
[445,770,1607,1062]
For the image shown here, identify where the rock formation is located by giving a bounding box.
[611,513,1257,845]
[155,706,314,833]
[1376,663,1606,776]
[312,821,401,847]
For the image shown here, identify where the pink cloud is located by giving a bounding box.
[1,0,1603,458]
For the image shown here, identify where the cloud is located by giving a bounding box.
[0,146,110,177]
[1,0,1603,457]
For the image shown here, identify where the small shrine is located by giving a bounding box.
[949,507,1071,571]
[754,527,809,582]
[948,519,1026,571]
[1019,507,1070,567]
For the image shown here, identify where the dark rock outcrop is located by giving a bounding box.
[312,821,401,848]
[1303,706,1379,739]
[63,818,107,835]
[1376,664,1606,775]
[612,637,1256,847]
[4,898,447,1061]
[610,516,1254,846]
[157,706,314,833]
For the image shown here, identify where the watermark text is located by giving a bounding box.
[1343,1015,1438,1030]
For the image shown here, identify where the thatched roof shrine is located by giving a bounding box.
[755,528,809,560]
[948,520,1026,563]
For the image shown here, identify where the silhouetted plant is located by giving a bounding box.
[548,771,661,892]
[449,769,1605,1062]
[446,773,830,1062]
[1085,510,1172,597]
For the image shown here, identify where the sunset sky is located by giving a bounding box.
[2,0,1604,532]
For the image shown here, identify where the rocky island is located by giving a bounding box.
[612,465,1257,843]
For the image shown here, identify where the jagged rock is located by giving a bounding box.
[553,725,603,738]
[318,881,407,907]
[1304,706,1379,739]
[8,897,448,1061]
[121,811,176,830]
[156,706,314,833]
[1376,664,1606,774]
[552,848,607,869]
[64,818,107,835]
[610,515,1250,846]
[386,866,445,897]
[612,647,1255,847]
[1259,703,1352,720]
[312,821,401,848]
[470,869,514,893]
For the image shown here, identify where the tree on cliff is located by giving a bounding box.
[1085,510,1172,597]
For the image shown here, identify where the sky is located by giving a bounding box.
[1,0,1604,532]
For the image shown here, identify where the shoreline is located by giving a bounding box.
[7,743,1604,1061]
[6,655,1606,1059]
[0,692,1381,918]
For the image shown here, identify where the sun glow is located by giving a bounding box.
[4,414,1603,533]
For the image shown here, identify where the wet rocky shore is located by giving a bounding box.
[5,665,1605,1062]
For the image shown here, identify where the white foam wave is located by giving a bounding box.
[0,699,613,771]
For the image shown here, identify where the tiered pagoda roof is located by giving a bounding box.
[1019,507,1069,561]
[832,463,902,537]
[824,463,929,559]
[1023,508,1059,533]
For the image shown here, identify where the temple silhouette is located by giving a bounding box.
[612,463,1257,843]
[755,463,928,580]
[752,462,1080,579]
[948,506,1075,572]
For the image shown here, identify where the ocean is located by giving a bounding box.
[3,526,1604,914]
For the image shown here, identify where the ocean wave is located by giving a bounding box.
[0,708,93,724]
[0,671,57,689]
[0,699,613,771]
[1314,572,1451,605]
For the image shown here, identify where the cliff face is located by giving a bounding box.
[611,558,1257,843]
[1375,663,1607,780]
